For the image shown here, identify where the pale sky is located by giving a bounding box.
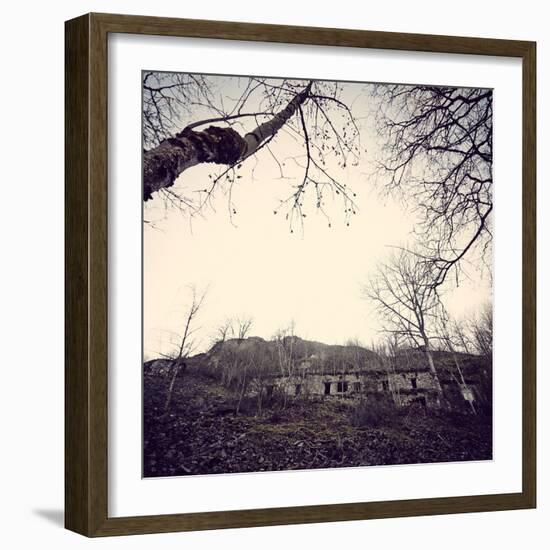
[143,75,491,358]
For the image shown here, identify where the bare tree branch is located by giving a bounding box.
[372,85,493,287]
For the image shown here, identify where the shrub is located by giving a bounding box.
[224,395,258,416]
[260,386,288,411]
[351,394,401,428]
[267,410,283,424]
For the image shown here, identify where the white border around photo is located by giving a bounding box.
[108,33,522,518]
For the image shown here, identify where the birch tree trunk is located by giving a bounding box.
[163,360,187,415]
[143,82,313,201]
[419,331,445,404]
[424,347,443,393]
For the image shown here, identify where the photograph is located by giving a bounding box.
[142,71,494,478]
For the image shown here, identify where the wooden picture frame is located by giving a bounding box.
[65,12,536,537]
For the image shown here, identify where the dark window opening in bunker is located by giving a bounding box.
[337,381,349,393]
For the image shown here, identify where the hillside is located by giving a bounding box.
[144,336,492,477]
[143,368,492,477]
[146,336,488,377]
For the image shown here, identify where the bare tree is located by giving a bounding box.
[249,351,272,416]
[373,335,403,406]
[373,85,493,287]
[162,285,207,415]
[231,316,255,413]
[212,317,233,347]
[365,248,445,396]
[233,349,252,416]
[274,321,298,408]
[469,303,493,358]
[435,309,477,414]
[211,315,252,347]
[143,74,361,228]
[344,337,366,372]
[210,315,255,388]
[233,315,254,341]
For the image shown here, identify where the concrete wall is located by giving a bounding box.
[271,369,444,408]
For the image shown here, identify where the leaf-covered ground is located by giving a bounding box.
[143,371,492,477]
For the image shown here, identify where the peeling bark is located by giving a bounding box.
[143,126,247,201]
[143,82,313,201]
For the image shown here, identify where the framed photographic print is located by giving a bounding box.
[65,13,536,536]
